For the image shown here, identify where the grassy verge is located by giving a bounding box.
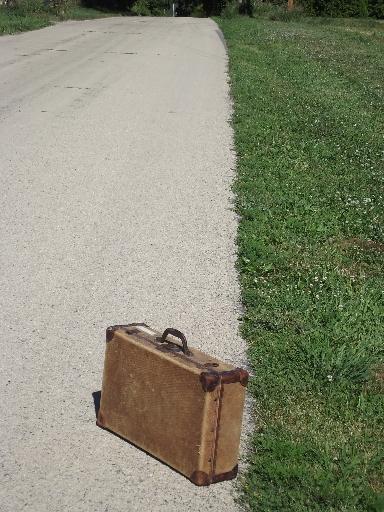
[0,7,50,33]
[63,5,121,20]
[0,5,119,35]
[217,14,384,511]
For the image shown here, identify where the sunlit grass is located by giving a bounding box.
[217,14,384,511]
[0,5,118,35]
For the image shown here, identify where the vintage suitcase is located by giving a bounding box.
[97,323,248,486]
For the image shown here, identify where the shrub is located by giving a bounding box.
[131,0,150,14]
[191,2,206,15]
[149,5,166,14]
[250,0,303,20]
[221,0,238,17]
[251,0,279,17]
[203,0,225,15]
[369,0,384,17]
[11,0,45,14]
[148,0,169,15]
[269,6,303,19]
[250,0,384,19]
[301,0,370,17]
[50,0,74,16]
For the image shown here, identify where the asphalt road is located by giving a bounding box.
[0,17,247,512]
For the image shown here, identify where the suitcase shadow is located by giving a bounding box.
[90,389,234,485]
[91,389,195,483]
[92,390,101,418]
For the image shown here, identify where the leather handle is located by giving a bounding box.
[161,328,191,356]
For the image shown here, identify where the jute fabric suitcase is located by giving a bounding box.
[97,323,248,486]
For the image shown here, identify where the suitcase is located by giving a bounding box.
[97,323,248,486]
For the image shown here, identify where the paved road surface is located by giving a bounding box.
[0,17,247,512]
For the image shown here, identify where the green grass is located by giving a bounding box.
[63,5,121,20]
[0,7,50,33]
[0,5,119,35]
[216,14,384,512]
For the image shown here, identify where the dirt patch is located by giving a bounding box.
[339,238,384,253]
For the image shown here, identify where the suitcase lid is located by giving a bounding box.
[105,323,248,390]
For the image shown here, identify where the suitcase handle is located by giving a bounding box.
[161,328,191,356]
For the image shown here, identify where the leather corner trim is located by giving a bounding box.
[190,465,238,486]
[189,470,211,486]
[200,371,220,392]
[212,464,238,483]
[239,368,250,387]
[106,326,116,342]
[221,368,249,387]
[106,324,131,342]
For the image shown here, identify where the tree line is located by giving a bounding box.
[2,0,383,22]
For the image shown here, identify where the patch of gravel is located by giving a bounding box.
[0,17,249,511]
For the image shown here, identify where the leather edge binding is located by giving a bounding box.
[212,464,238,484]
[96,411,104,427]
[200,368,249,391]
[106,323,151,342]
[221,368,249,387]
